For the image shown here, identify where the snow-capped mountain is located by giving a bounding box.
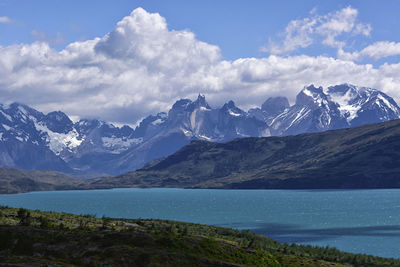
[269,85,348,135]
[267,84,400,136]
[0,83,399,175]
[0,95,269,175]
[137,94,268,143]
[0,103,139,174]
[327,84,400,127]
[103,95,269,174]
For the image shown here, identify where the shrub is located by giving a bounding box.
[17,208,31,226]
[38,216,51,229]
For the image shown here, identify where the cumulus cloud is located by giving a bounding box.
[339,41,400,61]
[0,7,400,125]
[262,6,397,62]
[260,17,317,54]
[262,6,371,54]
[0,16,11,23]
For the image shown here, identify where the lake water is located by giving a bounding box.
[0,188,399,258]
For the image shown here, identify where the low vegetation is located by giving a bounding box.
[0,206,399,266]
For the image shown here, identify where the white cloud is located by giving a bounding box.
[262,6,371,54]
[0,7,399,125]
[260,17,317,54]
[339,41,400,61]
[0,16,11,23]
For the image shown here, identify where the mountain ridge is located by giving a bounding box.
[89,118,400,189]
[2,118,400,193]
[0,83,399,175]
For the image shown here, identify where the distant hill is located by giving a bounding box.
[0,168,86,194]
[91,119,400,189]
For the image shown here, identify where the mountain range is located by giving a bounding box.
[0,83,399,175]
[91,118,400,189]
[2,117,400,193]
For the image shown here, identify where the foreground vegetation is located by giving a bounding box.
[0,206,399,266]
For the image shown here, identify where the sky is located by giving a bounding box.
[1,0,400,125]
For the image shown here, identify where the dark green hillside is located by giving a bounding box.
[92,119,400,189]
[0,168,86,194]
[1,206,399,266]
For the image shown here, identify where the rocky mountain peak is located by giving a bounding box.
[221,100,245,117]
[171,99,192,110]
[296,85,327,107]
[261,96,290,117]
[187,94,211,111]
[327,83,358,96]
[42,111,73,134]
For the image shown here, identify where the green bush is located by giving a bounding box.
[38,216,51,229]
[17,208,31,226]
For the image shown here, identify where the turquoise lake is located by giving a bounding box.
[1,188,399,258]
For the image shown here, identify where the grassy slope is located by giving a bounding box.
[0,168,87,194]
[0,206,399,266]
[91,119,400,189]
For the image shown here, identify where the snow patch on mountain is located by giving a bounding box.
[0,110,12,121]
[2,124,11,131]
[329,86,362,122]
[181,127,193,137]
[151,119,163,125]
[377,94,397,112]
[34,121,83,155]
[102,136,143,153]
[228,109,241,117]
[198,134,212,141]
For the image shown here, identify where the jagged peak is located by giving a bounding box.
[327,83,359,96]
[221,100,245,117]
[76,118,104,128]
[302,84,324,95]
[296,85,327,107]
[8,102,33,112]
[45,111,71,122]
[300,85,327,99]
[192,93,211,110]
[261,96,289,114]
[0,102,45,122]
[157,112,167,118]
[222,100,237,109]
[327,83,380,97]
[172,98,192,110]
[197,93,206,101]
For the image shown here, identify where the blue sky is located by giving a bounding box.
[0,0,400,124]
[1,0,399,60]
